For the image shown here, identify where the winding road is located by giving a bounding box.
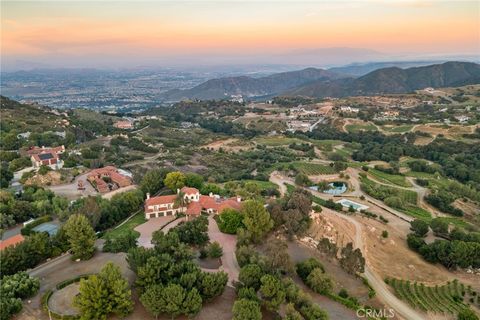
[269,171,425,320]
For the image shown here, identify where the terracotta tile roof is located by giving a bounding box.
[181,187,199,195]
[145,194,177,207]
[217,199,242,213]
[186,202,202,215]
[0,234,25,251]
[199,195,219,210]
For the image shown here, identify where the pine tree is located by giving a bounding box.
[182,288,202,318]
[74,262,133,320]
[63,214,96,260]
[242,200,273,243]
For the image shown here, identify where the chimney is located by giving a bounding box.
[237,196,241,202]
[177,188,180,194]
[209,192,213,197]
[146,193,150,200]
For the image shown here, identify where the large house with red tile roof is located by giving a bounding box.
[144,186,242,219]
[87,166,133,193]
[29,145,65,169]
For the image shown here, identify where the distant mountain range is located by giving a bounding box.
[162,68,345,101]
[162,61,480,101]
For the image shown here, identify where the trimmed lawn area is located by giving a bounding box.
[398,206,432,222]
[239,179,279,190]
[368,169,412,187]
[102,211,146,239]
[254,136,304,146]
[345,123,378,133]
[310,139,344,151]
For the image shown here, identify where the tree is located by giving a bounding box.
[185,173,204,189]
[158,283,186,318]
[382,230,389,238]
[103,230,137,253]
[198,271,228,301]
[259,274,286,312]
[232,299,262,320]
[140,285,163,320]
[63,214,96,260]
[140,168,169,195]
[295,173,311,186]
[339,243,365,274]
[317,238,338,259]
[296,258,324,281]
[410,219,429,237]
[264,239,294,274]
[206,241,223,258]
[0,272,40,320]
[164,171,186,191]
[216,209,244,234]
[430,218,449,236]
[0,162,13,188]
[285,303,303,320]
[182,288,202,317]
[239,264,264,290]
[306,268,333,294]
[74,262,133,320]
[242,200,273,243]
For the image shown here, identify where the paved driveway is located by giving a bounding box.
[134,216,175,248]
[207,216,239,287]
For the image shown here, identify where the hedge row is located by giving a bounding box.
[21,216,53,236]
[56,274,92,290]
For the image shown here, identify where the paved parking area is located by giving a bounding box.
[134,216,175,248]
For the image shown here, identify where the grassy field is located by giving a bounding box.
[385,278,475,315]
[254,136,304,146]
[310,139,344,151]
[382,125,414,133]
[292,162,337,175]
[102,211,145,239]
[232,180,279,190]
[360,175,417,206]
[368,169,412,187]
[399,206,432,222]
[345,123,378,133]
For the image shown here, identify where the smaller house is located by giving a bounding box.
[87,166,133,193]
[114,120,134,129]
[29,145,65,169]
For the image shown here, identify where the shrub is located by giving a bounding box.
[306,268,333,294]
[206,241,223,258]
[216,209,244,234]
[296,258,325,281]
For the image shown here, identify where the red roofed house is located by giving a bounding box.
[87,166,133,193]
[29,145,65,169]
[144,186,242,219]
[0,234,25,251]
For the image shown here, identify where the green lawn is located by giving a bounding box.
[309,139,344,151]
[398,206,432,222]
[254,136,304,146]
[368,169,412,187]
[345,123,378,133]
[102,211,146,239]
[234,180,279,190]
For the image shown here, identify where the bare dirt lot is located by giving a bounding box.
[202,138,253,152]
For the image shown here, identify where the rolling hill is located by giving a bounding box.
[286,61,480,97]
[161,68,346,101]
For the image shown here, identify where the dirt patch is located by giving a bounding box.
[413,124,477,141]
[48,283,80,316]
[25,171,65,186]
[202,138,253,152]
[197,257,222,269]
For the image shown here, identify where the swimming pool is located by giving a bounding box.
[323,182,347,195]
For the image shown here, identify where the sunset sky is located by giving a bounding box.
[2,1,479,69]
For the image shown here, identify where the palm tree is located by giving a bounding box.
[174,191,189,216]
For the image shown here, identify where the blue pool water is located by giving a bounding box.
[323,182,347,195]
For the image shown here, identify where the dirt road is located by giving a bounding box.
[207,216,239,287]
